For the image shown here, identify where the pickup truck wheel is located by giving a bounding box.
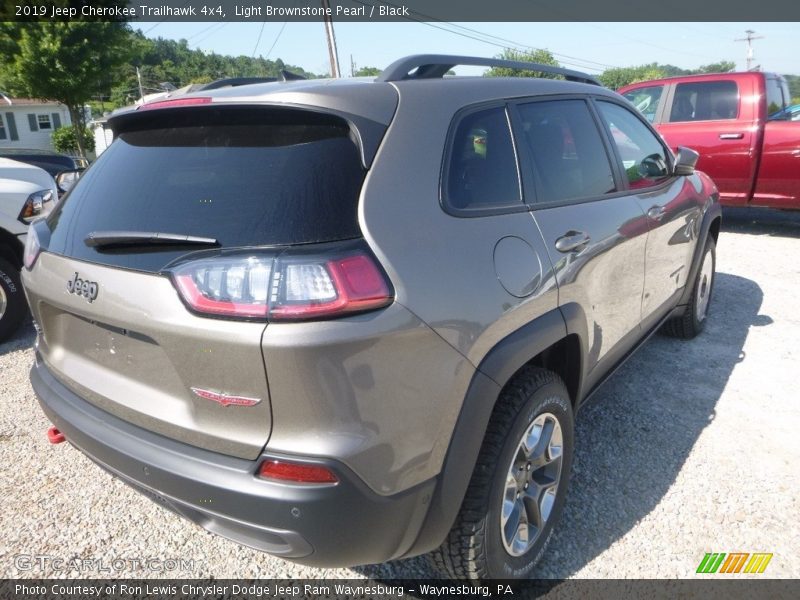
[663,238,716,339]
[428,366,574,580]
[0,258,26,342]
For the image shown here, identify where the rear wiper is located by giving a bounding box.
[84,230,219,249]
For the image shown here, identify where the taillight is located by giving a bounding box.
[258,460,338,484]
[168,241,393,321]
[23,224,42,270]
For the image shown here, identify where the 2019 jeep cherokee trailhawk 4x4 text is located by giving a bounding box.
[22,55,721,579]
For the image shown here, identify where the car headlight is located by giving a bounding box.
[18,189,54,224]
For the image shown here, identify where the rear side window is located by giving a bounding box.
[597,101,670,190]
[444,106,521,212]
[46,107,366,273]
[669,80,739,122]
[621,85,664,123]
[766,77,787,116]
[516,99,616,205]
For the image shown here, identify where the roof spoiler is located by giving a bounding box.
[377,54,600,86]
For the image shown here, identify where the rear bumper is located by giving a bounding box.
[31,357,436,567]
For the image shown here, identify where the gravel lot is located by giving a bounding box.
[1,207,798,580]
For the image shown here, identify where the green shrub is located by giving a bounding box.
[52,125,95,155]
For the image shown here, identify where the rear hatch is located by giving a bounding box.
[24,103,378,459]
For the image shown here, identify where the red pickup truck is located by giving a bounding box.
[619,72,799,209]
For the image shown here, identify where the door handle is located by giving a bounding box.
[555,231,590,253]
[719,133,744,139]
[647,206,667,220]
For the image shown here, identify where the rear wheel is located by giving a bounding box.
[663,238,716,339]
[429,367,574,579]
[0,258,26,342]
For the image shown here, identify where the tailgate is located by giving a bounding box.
[24,253,271,460]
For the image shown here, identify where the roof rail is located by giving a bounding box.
[377,54,601,86]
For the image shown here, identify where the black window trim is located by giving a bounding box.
[590,96,677,196]
[439,100,528,218]
[508,93,626,211]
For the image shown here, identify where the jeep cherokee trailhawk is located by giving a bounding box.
[23,55,721,579]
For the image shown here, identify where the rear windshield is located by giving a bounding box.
[45,107,366,272]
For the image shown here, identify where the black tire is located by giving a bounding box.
[429,366,574,580]
[663,238,716,339]
[0,258,27,343]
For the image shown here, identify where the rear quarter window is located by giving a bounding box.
[443,105,522,214]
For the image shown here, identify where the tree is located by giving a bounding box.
[0,21,132,158]
[784,74,800,104]
[692,61,736,74]
[599,64,668,89]
[485,48,561,78]
[354,66,381,77]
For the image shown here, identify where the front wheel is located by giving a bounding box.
[663,237,716,339]
[0,258,27,342]
[429,367,574,579]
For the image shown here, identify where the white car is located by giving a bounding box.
[0,158,58,341]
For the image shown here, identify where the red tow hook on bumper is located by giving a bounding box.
[47,426,66,444]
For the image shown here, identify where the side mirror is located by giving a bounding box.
[56,169,83,194]
[673,147,699,176]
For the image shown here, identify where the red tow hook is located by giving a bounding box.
[47,426,66,444]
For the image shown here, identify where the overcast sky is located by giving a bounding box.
[139,22,797,76]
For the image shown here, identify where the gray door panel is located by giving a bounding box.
[633,179,703,319]
[532,199,647,373]
[594,100,703,321]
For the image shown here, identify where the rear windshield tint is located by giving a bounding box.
[46,107,366,272]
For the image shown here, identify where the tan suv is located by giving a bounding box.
[23,55,721,579]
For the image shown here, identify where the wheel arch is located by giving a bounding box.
[400,307,586,559]
[0,228,24,270]
[677,203,722,308]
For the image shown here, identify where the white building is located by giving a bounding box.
[0,94,72,152]
[91,118,113,156]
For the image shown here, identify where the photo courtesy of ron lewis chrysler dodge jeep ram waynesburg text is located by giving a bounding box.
[22,55,720,580]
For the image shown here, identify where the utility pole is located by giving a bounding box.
[350,54,356,77]
[136,66,145,102]
[735,30,764,71]
[321,0,341,78]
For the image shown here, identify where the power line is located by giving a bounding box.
[430,21,621,70]
[192,23,229,48]
[143,22,162,35]
[186,22,221,41]
[350,0,616,73]
[252,22,266,58]
[580,22,728,63]
[264,23,288,60]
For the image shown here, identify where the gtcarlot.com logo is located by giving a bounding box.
[14,554,199,573]
[696,552,773,574]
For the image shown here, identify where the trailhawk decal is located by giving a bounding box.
[190,387,261,407]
